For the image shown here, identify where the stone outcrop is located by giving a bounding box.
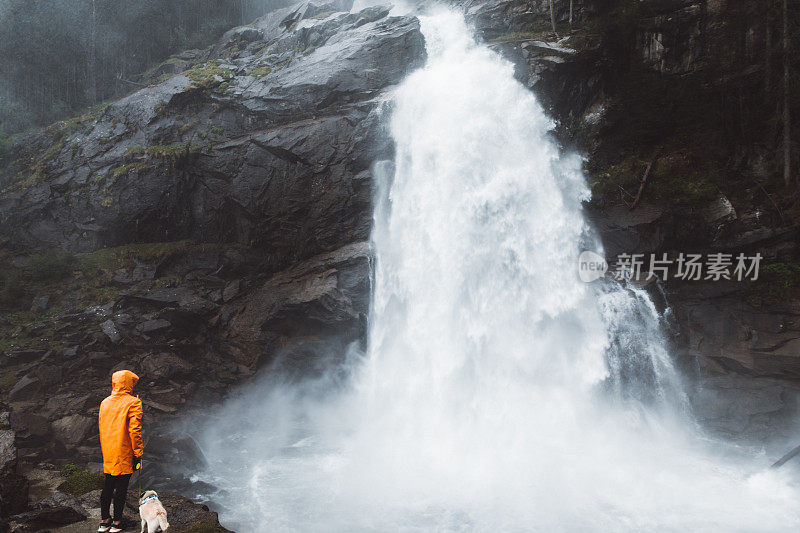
[0,427,29,519]
[0,0,424,257]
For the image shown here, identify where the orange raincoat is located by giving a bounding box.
[99,370,143,475]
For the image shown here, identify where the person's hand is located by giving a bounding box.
[133,456,142,470]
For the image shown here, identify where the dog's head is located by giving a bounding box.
[139,490,158,505]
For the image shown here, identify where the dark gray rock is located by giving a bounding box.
[100,319,122,343]
[125,288,217,316]
[0,430,29,518]
[222,280,241,302]
[51,415,95,447]
[29,296,50,312]
[9,411,50,439]
[0,472,28,519]
[137,318,172,334]
[8,505,85,530]
[690,374,800,441]
[34,492,88,519]
[0,431,15,475]
[223,241,370,367]
[33,365,62,388]
[8,376,41,402]
[141,353,193,380]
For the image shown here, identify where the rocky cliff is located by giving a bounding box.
[0,0,798,527]
[0,0,425,526]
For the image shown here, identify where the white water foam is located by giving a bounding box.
[198,10,800,531]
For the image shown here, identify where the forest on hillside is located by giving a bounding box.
[0,0,289,137]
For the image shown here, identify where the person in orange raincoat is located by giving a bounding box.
[98,370,143,533]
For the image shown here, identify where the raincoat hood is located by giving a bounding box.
[111,370,139,394]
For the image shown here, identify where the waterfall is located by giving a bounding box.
[198,10,799,531]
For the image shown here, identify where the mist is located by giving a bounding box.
[0,0,291,136]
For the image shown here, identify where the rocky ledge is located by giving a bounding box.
[2,426,228,532]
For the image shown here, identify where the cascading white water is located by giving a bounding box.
[198,10,800,531]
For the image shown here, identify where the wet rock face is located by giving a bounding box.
[0,428,29,518]
[0,0,424,256]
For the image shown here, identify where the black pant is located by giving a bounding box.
[100,473,131,522]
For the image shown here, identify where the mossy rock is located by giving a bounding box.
[184,60,234,91]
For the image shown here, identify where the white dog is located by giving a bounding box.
[138,490,170,532]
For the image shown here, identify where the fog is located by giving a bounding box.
[0,0,290,135]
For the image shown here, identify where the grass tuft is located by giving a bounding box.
[58,464,104,495]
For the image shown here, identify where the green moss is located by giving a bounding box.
[26,251,75,281]
[248,66,272,78]
[3,134,67,193]
[309,10,335,20]
[111,162,147,181]
[58,464,104,495]
[222,45,240,58]
[0,307,66,356]
[152,275,181,289]
[302,46,318,56]
[487,31,547,43]
[747,262,800,308]
[178,121,198,136]
[76,240,193,274]
[209,126,224,136]
[140,56,189,83]
[145,143,201,160]
[124,145,145,158]
[185,60,234,90]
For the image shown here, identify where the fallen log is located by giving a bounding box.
[629,147,662,210]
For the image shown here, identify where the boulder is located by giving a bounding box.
[0,430,28,518]
[9,411,50,439]
[0,472,28,519]
[8,376,41,402]
[136,318,172,334]
[29,295,50,312]
[0,431,16,475]
[51,415,95,447]
[7,505,85,530]
[222,280,241,302]
[33,365,62,387]
[224,241,371,367]
[100,320,122,344]
[33,492,88,521]
[141,353,193,380]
